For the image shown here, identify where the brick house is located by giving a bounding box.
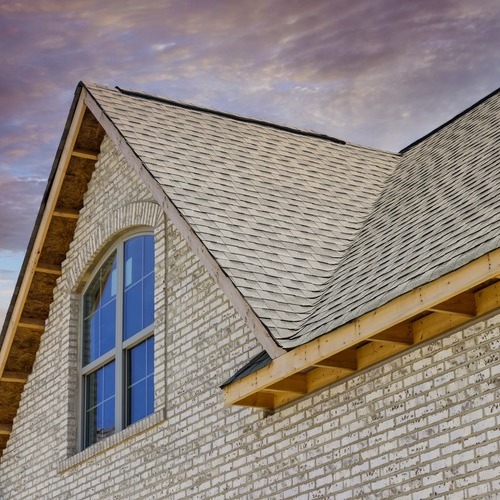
[0,82,498,498]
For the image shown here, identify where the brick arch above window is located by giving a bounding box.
[65,201,164,294]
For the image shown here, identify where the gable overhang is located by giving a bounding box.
[224,248,500,409]
[0,83,285,454]
[0,85,105,454]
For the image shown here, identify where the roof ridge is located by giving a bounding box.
[400,86,500,154]
[115,85,348,146]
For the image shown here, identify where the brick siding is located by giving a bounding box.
[0,137,498,499]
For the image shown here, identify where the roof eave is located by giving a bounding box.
[224,249,500,409]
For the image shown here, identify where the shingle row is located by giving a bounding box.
[85,83,499,349]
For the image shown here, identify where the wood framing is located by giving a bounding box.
[71,148,99,160]
[0,424,12,436]
[0,88,105,456]
[35,263,63,276]
[52,208,80,219]
[224,249,500,409]
[0,372,29,384]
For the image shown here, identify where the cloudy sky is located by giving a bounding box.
[0,0,499,327]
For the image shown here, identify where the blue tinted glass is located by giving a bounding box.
[129,340,147,384]
[143,273,154,328]
[124,282,142,340]
[129,380,147,423]
[124,237,143,287]
[102,399,115,437]
[143,236,154,275]
[86,361,115,447]
[99,301,116,354]
[101,258,117,304]
[123,236,154,340]
[83,312,99,364]
[103,361,115,400]
[127,338,154,425]
[83,252,117,365]
[146,374,154,415]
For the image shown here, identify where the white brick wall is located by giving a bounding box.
[0,137,499,499]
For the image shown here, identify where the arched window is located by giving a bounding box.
[80,233,155,449]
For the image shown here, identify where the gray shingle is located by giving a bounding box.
[85,83,397,344]
[84,83,499,350]
[295,89,500,347]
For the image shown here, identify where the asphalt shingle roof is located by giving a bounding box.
[85,83,499,350]
[296,88,500,345]
[85,83,398,346]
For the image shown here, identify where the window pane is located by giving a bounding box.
[143,236,154,275]
[100,301,116,354]
[123,235,155,340]
[127,337,154,425]
[124,282,142,340]
[143,273,154,328]
[129,339,147,384]
[83,252,117,365]
[124,236,143,287]
[85,361,115,447]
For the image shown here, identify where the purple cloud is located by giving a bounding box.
[0,0,499,327]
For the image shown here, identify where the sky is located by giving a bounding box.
[0,0,499,328]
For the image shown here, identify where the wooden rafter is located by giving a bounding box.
[313,348,357,370]
[371,322,413,345]
[225,249,500,409]
[0,424,12,436]
[428,291,476,317]
[17,317,45,332]
[35,263,62,276]
[266,374,307,395]
[0,372,29,383]
[71,148,99,160]
[0,91,88,379]
[52,208,80,219]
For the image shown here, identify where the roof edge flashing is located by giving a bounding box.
[400,86,500,154]
[115,86,347,146]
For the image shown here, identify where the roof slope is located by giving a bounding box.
[85,83,398,344]
[295,87,500,346]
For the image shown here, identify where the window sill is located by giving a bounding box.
[58,408,165,473]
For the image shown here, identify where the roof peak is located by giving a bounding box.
[112,84,347,146]
[400,86,500,154]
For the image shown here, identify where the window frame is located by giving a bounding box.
[78,230,155,450]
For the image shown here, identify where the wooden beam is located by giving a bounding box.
[0,424,12,436]
[313,348,357,370]
[236,392,275,409]
[357,342,407,370]
[0,371,28,383]
[265,374,307,395]
[307,366,354,394]
[370,322,413,345]
[71,148,99,160]
[413,312,471,344]
[17,317,45,331]
[0,91,87,378]
[52,208,80,220]
[428,291,476,317]
[474,281,500,317]
[35,263,62,276]
[224,248,500,407]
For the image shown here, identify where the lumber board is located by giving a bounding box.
[0,371,28,383]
